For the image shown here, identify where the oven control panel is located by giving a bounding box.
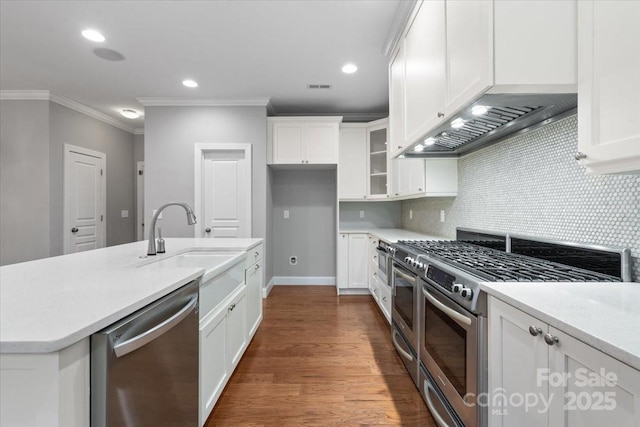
[426,265,475,301]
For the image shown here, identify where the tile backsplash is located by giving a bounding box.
[402,115,640,282]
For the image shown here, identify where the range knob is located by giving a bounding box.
[460,288,473,300]
[405,256,411,263]
[452,284,463,293]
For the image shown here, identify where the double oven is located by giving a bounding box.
[391,256,485,427]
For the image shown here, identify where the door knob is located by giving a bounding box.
[205,227,211,233]
[71,227,79,233]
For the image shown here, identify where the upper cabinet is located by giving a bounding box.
[389,0,577,157]
[367,122,389,199]
[269,117,341,165]
[577,0,640,175]
[391,158,458,199]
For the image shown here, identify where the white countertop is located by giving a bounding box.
[339,227,445,243]
[482,282,640,370]
[0,238,262,354]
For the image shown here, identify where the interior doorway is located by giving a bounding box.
[63,144,106,254]
[194,144,252,238]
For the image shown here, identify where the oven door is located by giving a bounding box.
[391,262,419,351]
[376,248,389,285]
[419,280,481,427]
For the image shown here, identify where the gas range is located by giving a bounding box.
[391,233,629,314]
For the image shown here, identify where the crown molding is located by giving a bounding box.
[137,97,271,107]
[0,90,135,134]
[134,128,144,135]
[382,0,418,58]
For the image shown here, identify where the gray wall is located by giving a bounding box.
[0,99,136,265]
[134,133,144,164]
[0,100,50,265]
[143,106,270,277]
[339,201,402,229]
[49,102,136,255]
[272,169,336,277]
[401,115,640,282]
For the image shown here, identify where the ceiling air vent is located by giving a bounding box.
[307,84,332,89]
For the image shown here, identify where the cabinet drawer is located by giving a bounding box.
[246,243,263,268]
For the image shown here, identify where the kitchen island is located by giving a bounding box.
[0,237,263,427]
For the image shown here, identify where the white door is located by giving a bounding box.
[198,145,252,238]
[63,145,106,254]
[136,161,144,241]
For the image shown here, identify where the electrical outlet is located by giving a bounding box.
[121,210,129,218]
[360,210,365,218]
[410,210,413,220]
[289,256,297,265]
[284,210,289,219]
[440,210,446,223]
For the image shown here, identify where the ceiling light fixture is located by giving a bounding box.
[341,63,358,74]
[424,137,436,146]
[120,109,140,119]
[451,118,465,129]
[471,105,489,115]
[182,79,198,88]
[81,29,105,43]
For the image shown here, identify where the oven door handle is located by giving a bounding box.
[423,379,453,427]
[393,267,416,284]
[422,286,472,327]
[391,329,414,362]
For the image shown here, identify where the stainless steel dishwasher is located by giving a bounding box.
[91,280,199,427]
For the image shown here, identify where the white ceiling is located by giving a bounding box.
[0,0,402,130]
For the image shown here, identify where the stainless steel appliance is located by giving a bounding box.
[391,258,420,385]
[91,280,199,427]
[376,240,393,286]
[392,231,629,427]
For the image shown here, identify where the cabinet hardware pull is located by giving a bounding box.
[437,112,445,117]
[254,264,260,271]
[205,227,211,233]
[574,152,587,161]
[255,251,259,257]
[71,227,79,233]
[544,333,559,345]
[228,303,236,311]
[529,325,543,336]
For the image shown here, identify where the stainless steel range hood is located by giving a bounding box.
[403,93,577,158]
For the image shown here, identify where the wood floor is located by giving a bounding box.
[206,286,436,426]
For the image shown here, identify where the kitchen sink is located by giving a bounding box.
[139,250,245,281]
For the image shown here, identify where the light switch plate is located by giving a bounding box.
[440,210,445,222]
[360,210,365,218]
[284,210,289,219]
[121,210,129,218]
[410,210,413,220]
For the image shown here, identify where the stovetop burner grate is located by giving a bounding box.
[397,240,621,282]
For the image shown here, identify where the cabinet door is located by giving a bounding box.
[337,234,349,289]
[445,0,493,115]
[389,45,406,158]
[347,234,368,288]
[488,297,549,427]
[339,127,367,199]
[578,0,640,174]
[406,158,426,194]
[548,327,640,427]
[424,158,458,196]
[404,0,446,145]
[273,123,304,164]
[226,288,247,370]
[305,123,338,164]
[369,269,380,302]
[378,280,392,323]
[199,308,228,425]
[245,261,263,339]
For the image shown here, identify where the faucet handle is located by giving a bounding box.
[157,228,165,253]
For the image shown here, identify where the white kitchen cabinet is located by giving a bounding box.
[368,235,380,300]
[577,0,640,174]
[245,243,263,339]
[378,279,391,323]
[337,233,368,292]
[367,121,389,198]
[226,286,247,370]
[489,297,640,427]
[269,117,341,165]
[390,158,458,199]
[389,0,576,157]
[339,125,367,199]
[199,304,228,425]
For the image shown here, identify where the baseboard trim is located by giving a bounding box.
[263,277,275,298]
[272,276,336,286]
[337,288,371,296]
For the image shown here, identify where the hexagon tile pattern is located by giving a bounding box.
[401,115,640,282]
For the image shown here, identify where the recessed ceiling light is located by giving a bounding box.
[182,79,198,88]
[341,63,358,74]
[414,145,424,152]
[82,29,105,43]
[451,118,465,129]
[424,137,436,146]
[471,105,489,115]
[120,109,140,119]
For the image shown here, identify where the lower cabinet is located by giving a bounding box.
[245,243,264,339]
[488,296,640,427]
[337,233,368,291]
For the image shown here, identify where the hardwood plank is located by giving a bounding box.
[206,286,436,426]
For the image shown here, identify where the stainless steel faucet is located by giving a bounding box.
[147,202,197,256]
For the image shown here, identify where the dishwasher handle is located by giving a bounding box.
[114,295,198,358]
